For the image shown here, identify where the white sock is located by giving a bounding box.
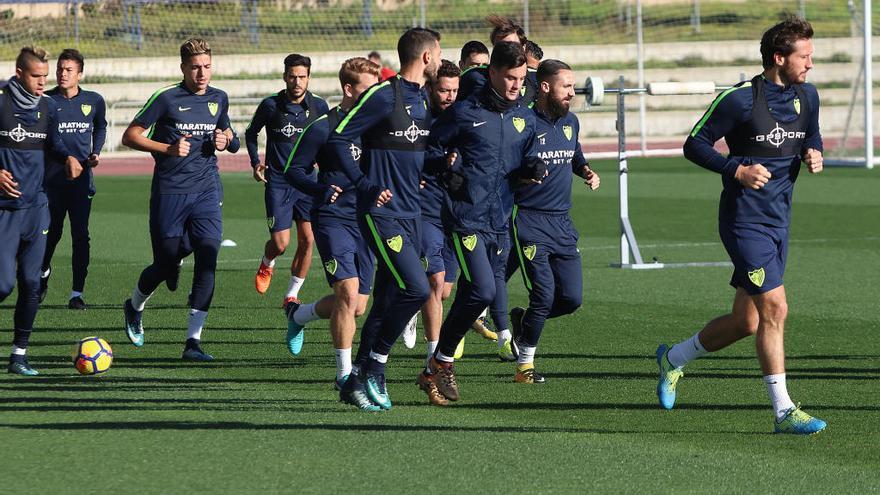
[497,329,512,347]
[667,332,708,368]
[479,307,488,318]
[435,350,454,363]
[41,267,51,279]
[131,286,153,312]
[11,346,26,356]
[334,348,352,379]
[187,309,208,341]
[293,302,320,325]
[261,256,275,268]
[517,345,536,365]
[286,275,305,299]
[70,291,83,300]
[764,373,796,420]
[425,340,438,368]
[368,351,388,364]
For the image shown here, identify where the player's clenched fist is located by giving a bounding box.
[735,163,771,190]
[583,166,600,190]
[803,148,823,174]
[168,134,191,157]
[214,128,229,151]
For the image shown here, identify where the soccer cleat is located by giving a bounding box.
[339,374,382,412]
[7,359,39,376]
[514,363,545,384]
[774,404,827,435]
[334,374,350,391]
[497,336,518,362]
[166,260,182,292]
[471,316,498,341]
[402,313,418,349]
[426,357,459,401]
[656,344,684,410]
[453,335,465,359]
[364,372,392,410]
[509,307,525,343]
[68,296,87,310]
[254,261,274,294]
[38,268,50,303]
[182,339,214,361]
[123,299,144,347]
[417,370,450,406]
[284,297,305,356]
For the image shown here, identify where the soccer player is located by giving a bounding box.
[419,41,544,404]
[1,46,80,375]
[40,48,107,310]
[459,40,489,70]
[367,51,397,81]
[121,38,239,361]
[508,60,600,384]
[248,54,328,304]
[657,18,826,435]
[328,28,441,411]
[282,57,380,389]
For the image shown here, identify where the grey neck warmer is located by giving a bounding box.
[6,77,41,110]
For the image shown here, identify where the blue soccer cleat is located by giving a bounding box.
[123,299,144,347]
[7,358,39,376]
[284,298,305,356]
[334,374,350,391]
[774,404,827,435]
[339,374,382,412]
[656,343,684,410]
[182,339,214,361]
[364,372,392,410]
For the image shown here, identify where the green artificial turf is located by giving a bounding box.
[1,157,878,493]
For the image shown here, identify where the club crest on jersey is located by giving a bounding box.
[324,259,338,275]
[267,216,275,229]
[512,117,525,133]
[386,235,403,253]
[81,104,92,116]
[748,268,765,287]
[563,125,573,141]
[520,86,526,96]
[523,244,537,261]
[461,234,477,252]
[420,257,428,272]
[794,98,801,115]
[207,102,218,116]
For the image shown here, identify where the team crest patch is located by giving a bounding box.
[462,234,477,252]
[562,125,573,141]
[267,216,275,229]
[81,104,92,116]
[208,102,219,116]
[386,235,403,253]
[420,257,428,271]
[512,117,525,133]
[523,244,537,261]
[793,98,801,115]
[748,268,765,287]
[324,259,338,275]
[520,86,526,96]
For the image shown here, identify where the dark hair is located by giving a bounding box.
[284,53,311,75]
[536,59,571,84]
[760,17,814,69]
[398,27,441,65]
[486,14,526,45]
[460,40,489,62]
[180,38,210,62]
[436,59,461,80]
[58,48,84,72]
[489,41,527,71]
[524,40,543,62]
[367,51,381,60]
[16,45,48,70]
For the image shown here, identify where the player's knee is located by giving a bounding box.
[408,278,431,304]
[761,299,788,324]
[735,314,759,336]
[0,279,14,301]
[471,282,496,308]
[272,238,288,255]
[556,293,582,316]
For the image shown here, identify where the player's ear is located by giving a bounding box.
[540,80,551,94]
[342,83,352,99]
[774,51,785,67]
